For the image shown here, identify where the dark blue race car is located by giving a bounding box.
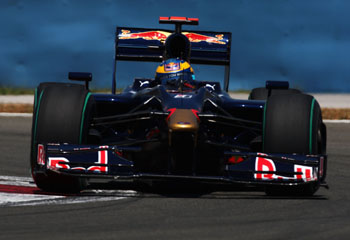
[30,17,327,196]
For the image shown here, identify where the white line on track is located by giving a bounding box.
[7,195,127,207]
[0,175,137,207]
[0,192,64,206]
[0,113,32,117]
[323,119,350,123]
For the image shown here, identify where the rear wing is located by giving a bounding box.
[112,26,232,93]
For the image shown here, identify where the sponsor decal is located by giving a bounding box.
[139,80,150,87]
[165,62,180,72]
[174,94,192,98]
[37,144,45,165]
[254,153,276,180]
[119,29,227,45]
[254,153,317,182]
[294,164,317,182]
[47,146,109,174]
[87,146,108,173]
[205,83,216,91]
[183,32,227,45]
[48,157,70,170]
[119,30,170,41]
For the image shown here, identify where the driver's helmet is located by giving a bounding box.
[155,58,195,89]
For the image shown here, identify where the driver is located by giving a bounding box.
[155,58,196,90]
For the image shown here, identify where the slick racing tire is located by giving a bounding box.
[263,93,326,196]
[30,82,94,193]
[248,87,301,100]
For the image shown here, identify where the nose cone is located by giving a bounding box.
[168,109,199,132]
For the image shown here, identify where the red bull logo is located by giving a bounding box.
[119,30,170,42]
[165,62,180,71]
[183,32,226,45]
[119,30,227,45]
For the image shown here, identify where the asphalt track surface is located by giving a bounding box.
[0,117,349,240]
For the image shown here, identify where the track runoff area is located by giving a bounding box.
[0,175,138,207]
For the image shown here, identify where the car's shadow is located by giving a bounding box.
[85,180,328,200]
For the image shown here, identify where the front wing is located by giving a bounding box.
[35,143,327,186]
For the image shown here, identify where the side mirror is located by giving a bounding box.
[265,80,289,90]
[68,72,92,90]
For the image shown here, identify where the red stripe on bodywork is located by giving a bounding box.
[166,108,176,121]
[191,109,200,121]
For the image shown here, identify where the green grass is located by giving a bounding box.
[0,87,35,95]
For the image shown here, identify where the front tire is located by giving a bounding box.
[30,82,94,193]
[263,94,326,196]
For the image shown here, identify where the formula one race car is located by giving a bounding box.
[30,17,327,196]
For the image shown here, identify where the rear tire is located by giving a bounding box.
[30,82,94,193]
[263,94,325,196]
[249,87,301,100]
